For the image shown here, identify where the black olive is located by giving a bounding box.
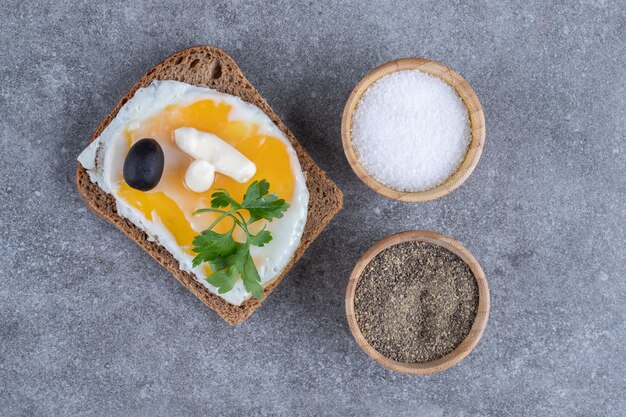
[123,138,164,191]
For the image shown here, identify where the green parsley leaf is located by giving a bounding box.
[250,229,272,247]
[242,180,290,223]
[242,179,270,204]
[210,189,241,209]
[191,230,237,267]
[206,268,238,294]
[242,254,263,300]
[233,242,250,273]
[192,179,289,301]
[208,256,230,272]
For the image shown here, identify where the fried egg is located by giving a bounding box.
[78,80,309,305]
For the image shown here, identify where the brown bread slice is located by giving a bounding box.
[76,46,343,324]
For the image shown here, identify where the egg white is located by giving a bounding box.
[78,80,309,306]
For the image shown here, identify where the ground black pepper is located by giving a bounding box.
[354,241,479,363]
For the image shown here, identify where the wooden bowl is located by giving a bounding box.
[341,58,486,202]
[345,230,490,375]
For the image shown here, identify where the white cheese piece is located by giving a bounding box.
[174,127,256,183]
[184,159,216,193]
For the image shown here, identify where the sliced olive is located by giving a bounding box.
[123,138,164,191]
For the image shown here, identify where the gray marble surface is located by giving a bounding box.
[1,1,624,416]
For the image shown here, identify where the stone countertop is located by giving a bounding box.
[1,1,624,416]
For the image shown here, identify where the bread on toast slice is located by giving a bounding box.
[76,46,343,324]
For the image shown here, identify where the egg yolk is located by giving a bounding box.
[117,99,295,255]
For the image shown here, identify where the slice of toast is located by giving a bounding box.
[76,46,343,324]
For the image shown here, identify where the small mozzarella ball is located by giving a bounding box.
[185,160,215,193]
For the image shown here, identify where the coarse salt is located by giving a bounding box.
[351,70,471,192]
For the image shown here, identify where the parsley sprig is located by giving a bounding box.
[192,180,290,300]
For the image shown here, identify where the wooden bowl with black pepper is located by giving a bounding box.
[345,230,489,375]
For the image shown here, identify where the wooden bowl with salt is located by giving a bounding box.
[341,58,485,202]
[345,230,490,375]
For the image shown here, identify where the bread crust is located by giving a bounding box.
[76,46,343,324]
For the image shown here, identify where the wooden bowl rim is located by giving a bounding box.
[345,230,490,375]
[341,58,486,202]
